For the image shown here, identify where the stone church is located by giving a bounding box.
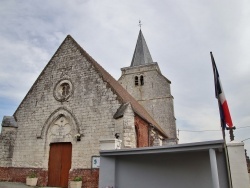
[0,30,177,187]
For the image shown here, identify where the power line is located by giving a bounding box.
[237,126,250,129]
[241,138,250,142]
[178,125,250,133]
[179,129,220,132]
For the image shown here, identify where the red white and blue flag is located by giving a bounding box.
[210,52,233,130]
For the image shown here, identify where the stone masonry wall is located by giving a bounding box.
[0,127,17,167]
[119,63,177,141]
[122,104,136,148]
[11,36,123,170]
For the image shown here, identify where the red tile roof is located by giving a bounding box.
[68,35,168,138]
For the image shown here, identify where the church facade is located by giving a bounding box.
[0,30,177,187]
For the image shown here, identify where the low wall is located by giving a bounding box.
[0,167,99,188]
[0,167,47,186]
[69,169,99,188]
[227,141,250,188]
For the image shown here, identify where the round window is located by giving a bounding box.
[53,79,73,101]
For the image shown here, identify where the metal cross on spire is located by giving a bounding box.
[138,20,142,29]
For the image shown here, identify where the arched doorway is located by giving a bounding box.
[46,114,74,187]
[48,142,72,187]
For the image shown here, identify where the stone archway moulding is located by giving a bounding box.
[36,107,81,139]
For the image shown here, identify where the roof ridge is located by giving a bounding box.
[68,36,167,137]
[13,35,168,138]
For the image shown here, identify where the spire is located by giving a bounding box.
[130,29,153,67]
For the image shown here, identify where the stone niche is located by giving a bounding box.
[48,114,74,143]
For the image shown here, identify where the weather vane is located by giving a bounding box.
[139,20,142,29]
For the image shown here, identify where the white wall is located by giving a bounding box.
[227,141,250,188]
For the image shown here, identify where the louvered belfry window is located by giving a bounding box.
[135,76,139,86]
[140,75,144,85]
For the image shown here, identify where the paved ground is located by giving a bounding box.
[0,182,37,188]
[0,182,61,188]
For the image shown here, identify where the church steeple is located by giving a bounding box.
[130,30,153,67]
[119,28,177,144]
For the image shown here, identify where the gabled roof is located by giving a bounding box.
[13,35,168,138]
[130,30,153,67]
[68,36,167,138]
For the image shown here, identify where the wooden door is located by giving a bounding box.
[48,142,72,187]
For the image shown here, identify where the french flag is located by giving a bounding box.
[210,52,233,130]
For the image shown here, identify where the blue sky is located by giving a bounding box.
[0,0,250,153]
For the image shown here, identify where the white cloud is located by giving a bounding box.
[0,36,50,100]
[0,0,250,153]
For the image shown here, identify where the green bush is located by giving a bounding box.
[27,172,37,178]
[73,176,82,181]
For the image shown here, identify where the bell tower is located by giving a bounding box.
[118,29,177,144]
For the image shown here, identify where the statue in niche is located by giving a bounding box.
[61,83,70,97]
[53,79,73,102]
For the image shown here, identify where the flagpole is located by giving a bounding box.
[210,52,234,187]
[210,52,236,141]
[210,52,226,142]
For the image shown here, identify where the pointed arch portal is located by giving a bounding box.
[36,107,80,139]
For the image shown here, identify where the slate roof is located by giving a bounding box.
[113,103,130,119]
[1,116,18,128]
[130,30,153,67]
[69,36,168,138]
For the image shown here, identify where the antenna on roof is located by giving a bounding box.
[138,20,142,29]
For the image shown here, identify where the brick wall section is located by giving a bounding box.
[0,167,98,187]
[0,167,11,181]
[0,167,47,186]
[135,115,149,147]
[69,169,99,188]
